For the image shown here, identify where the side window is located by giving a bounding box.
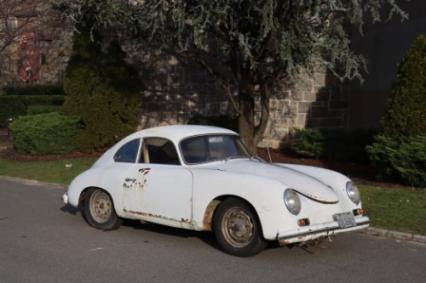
[141,138,180,165]
[114,139,140,163]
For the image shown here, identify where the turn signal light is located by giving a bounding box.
[297,218,310,227]
[353,208,364,216]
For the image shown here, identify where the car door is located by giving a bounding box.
[122,137,193,228]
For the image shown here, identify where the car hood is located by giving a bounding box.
[201,159,339,203]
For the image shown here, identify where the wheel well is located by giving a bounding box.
[78,187,114,208]
[202,195,262,233]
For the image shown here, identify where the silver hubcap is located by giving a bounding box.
[222,207,254,248]
[89,190,112,224]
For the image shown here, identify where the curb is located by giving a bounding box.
[364,227,426,244]
[0,175,65,190]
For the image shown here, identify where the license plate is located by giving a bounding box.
[333,212,356,228]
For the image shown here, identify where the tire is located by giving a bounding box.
[82,188,122,230]
[213,198,266,257]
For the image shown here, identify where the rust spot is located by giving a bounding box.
[123,168,150,191]
[123,208,191,224]
[202,200,221,231]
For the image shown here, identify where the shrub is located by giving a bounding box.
[3,84,64,95]
[288,128,325,158]
[26,104,59,115]
[383,34,426,138]
[0,95,65,127]
[0,96,26,127]
[9,112,80,155]
[366,135,426,187]
[367,35,426,187]
[61,32,141,151]
[287,128,376,161]
[188,114,238,132]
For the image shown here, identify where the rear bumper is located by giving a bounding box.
[277,216,370,245]
[62,193,68,205]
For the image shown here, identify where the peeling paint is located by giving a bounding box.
[123,208,190,224]
[202,200,221,231]
[122,168,151,190]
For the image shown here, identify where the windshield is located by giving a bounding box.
[180,135,250,164]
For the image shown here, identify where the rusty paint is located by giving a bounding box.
[202,200,221,231]
[123,168,151,191]
[278,240,290,246]
[123,208,190,224]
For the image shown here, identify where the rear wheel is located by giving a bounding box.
[82,188,122,230]
[213,198,266,257]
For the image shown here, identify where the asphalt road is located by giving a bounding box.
[0,177,425,283]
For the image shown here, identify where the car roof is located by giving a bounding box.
[130,125,238,143]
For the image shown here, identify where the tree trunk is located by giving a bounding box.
[238,92,256,153]
[237,76,271,155]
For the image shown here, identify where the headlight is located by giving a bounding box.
[346,181,360,204]
[284,189,301,215]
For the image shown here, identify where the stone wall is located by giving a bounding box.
[124,42,348,148]
[0,4,348,148]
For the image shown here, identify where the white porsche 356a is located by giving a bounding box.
[63,125,369,256]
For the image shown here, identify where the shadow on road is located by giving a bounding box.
[60,204,293,254]
[122,219,219,249]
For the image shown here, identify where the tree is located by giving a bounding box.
[383,34,426,138]
[61,28,141,151]
[56,0,407,152]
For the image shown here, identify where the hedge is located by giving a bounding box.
[3,84,64,96]
[0,95,65,127]
[9,112,80,155]
[366,135,426,187]
[287,128,376,162]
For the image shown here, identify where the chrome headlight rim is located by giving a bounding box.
[284,189,301,215]
[346,181,360,204]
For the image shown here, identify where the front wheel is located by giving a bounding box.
[82,188,122,230]
[213,198,266,257]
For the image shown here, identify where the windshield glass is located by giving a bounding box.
[180,135,250,164]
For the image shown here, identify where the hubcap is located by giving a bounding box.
[221,207,254,248]
[89,190,112,224]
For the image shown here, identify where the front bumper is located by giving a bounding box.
[277,216,370,245]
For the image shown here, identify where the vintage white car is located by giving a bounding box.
[62,125,369,256]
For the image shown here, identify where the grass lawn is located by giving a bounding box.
[0,157,96,185]
[0,156,425,235]
[360,185,426,235]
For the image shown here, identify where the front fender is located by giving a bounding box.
[190,168,288,240]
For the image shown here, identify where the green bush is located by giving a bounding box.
[3,84,64,95]
[287,128,376,161]
[61,32,140,151]
[188,114,238,132]
[0,95,65,127]
[0,96,26,127]
[9,112,80,155]
[26,104,59,115]
[383,34,426,138]
[366,135,426,187]
[288,128,325,158]
[367,35,426,187]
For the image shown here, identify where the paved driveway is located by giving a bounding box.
[0,177,425,283]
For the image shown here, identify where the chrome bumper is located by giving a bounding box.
[278,216,370,245]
